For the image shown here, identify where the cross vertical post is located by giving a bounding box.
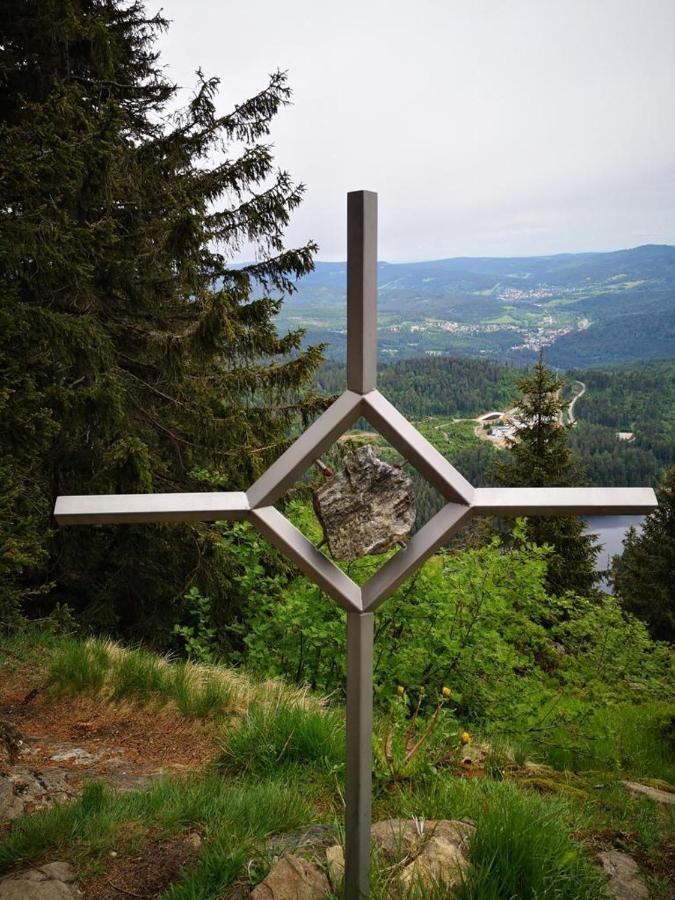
[52,188,659,900]
[345,610,374,899]
[347,190,378,393]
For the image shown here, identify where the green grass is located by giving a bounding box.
[217,698,345,776]
[381,777,608,899]
[531,702,675,782]
[0,775,316,892]
[2,633,673,897]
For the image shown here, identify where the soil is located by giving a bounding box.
[83,832,202,899]
[0,667,218,776]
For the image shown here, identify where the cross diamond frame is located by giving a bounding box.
[54,190,657,898]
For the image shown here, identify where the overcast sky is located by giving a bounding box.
[156,0,675,261]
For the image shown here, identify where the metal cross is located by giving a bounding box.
[55,191,657,899]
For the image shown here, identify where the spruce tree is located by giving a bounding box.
[0,1,324,637]
[495,356,599,596]
[611,467,675,642]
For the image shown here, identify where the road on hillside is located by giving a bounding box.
[567,381,586,425]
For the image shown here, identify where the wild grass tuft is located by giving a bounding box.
[47,637,110,695]
[218,699,345,776]
[44,637,317,720]
[386,777,608,900]
[456,784,609,899]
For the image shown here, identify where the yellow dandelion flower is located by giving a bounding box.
[396,685,405,696]
[460,731,471,745]
[441,686,451,698]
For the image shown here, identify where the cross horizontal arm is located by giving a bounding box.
[54,492,249,525]
[472,486,657,516]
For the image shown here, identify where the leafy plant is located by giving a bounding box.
[174,587,218,664]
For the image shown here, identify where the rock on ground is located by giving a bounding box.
[313,445,415,560]
[249,855,330,899]
[400,834,469,893]
[0,862,80,899]
[322,818,474,896]
[324,844,344,891]
[622,780,675,805]
[598,850,649,900]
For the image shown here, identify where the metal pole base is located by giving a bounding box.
[345,611,374,898]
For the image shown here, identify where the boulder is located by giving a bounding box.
[369,817,474,863]
[313,445,415,560]
[622,780,675,805]
[0,776,24,822]
[249,855,330,900]
[400,835,469,893]
[325,844,344,891]
[0,862,80,899]
[370,818,422,861]
[598,850,648,900]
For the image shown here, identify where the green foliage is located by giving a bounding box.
[173,587,218,663]
[217,700,345,776]
[0,0,324,635]
[495,356,600,596]
[229,506,673,772]
[611,467,675,642]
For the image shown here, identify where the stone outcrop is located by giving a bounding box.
[0,862,81,899]
[249,855,330,899]
[313,445,415,560]
[621,780,675,805]
[598,850,648,900]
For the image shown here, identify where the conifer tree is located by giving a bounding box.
[611,467,675,642]
[0,1,324,636]
[495,356,599,596]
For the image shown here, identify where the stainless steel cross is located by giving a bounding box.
[54,191,657,899]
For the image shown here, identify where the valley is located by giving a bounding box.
[278,244,675,367]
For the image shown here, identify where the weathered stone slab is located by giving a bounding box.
[599,850,648,900]
[0,861,80,899]
[249,855,330,899]
[400,835,469,893]
[622,780,675,805]
[313,445,415,560]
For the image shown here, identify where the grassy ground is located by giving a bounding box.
[1,631,673,898]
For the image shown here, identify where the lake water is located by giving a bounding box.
[585,515,644,585]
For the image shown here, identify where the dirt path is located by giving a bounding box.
[0,664,218,823]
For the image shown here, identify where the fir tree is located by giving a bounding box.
[611,467,675,642]
[495,355,599,596]
[0,1,325,637]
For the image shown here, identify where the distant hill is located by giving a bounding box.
[277,244,675,367]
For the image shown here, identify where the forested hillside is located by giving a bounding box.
[317,357,674,489]
[316,357,521,417]
[568,362,675,485]
[278,245,675,367]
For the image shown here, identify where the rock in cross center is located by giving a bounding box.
[313,445,415,561]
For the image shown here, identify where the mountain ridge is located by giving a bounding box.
[276,244,675,367]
